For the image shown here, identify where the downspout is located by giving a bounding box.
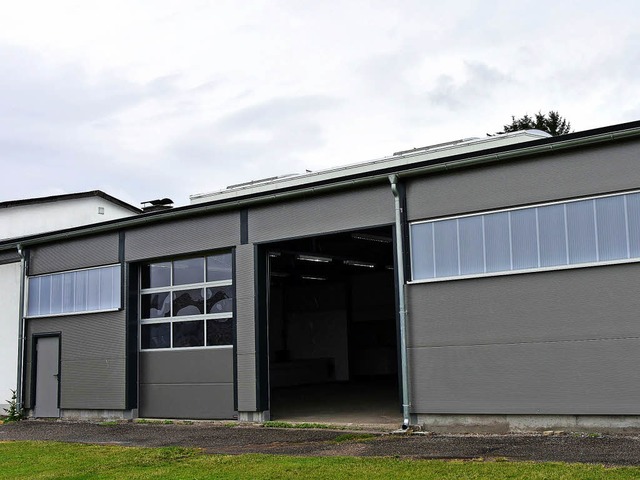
[16,244,26,411]
[389,175,411,429]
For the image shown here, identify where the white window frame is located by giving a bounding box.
[410,189,640,284]
[139,253,234,351]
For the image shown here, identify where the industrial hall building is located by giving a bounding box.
[3,119,640,432]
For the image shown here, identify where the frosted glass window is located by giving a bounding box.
[566,200,597,264]
[596,196,628,261]
[411,222,434,279]
[86,268,101,311]
[484,212,511,273]
[627,193,640,258]
[99,266,114,310]
[458,216,484,275]
[27,277,40,316]
[410,191,640,282]
[63,272,75,312]
[50,275,63,315]
[39,276,51,315]
[511,209,538,269]
[434,219,458,277]
[538,204,567,267]
[74,270,88,312]
[27,265,121,317]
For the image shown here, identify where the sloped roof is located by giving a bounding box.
[0,190,141,213]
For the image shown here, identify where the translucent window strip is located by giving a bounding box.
[411,191,640,282]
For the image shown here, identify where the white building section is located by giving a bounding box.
[0,262,20,411]
[0,194,139,240]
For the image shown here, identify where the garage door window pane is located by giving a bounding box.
[141,323,170,349]
[207,318,233,346]
[207,286,233,313]
[173,257,204,286]
[173,289,205,316]
[173,320,204,348]
[207,253,232,282]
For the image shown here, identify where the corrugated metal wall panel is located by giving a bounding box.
[407,264,640,348]
[125,213,239,261]
[406,139,640,221]
[409,337,640,414]
[249,185,394,243]
[407,255,640,414]
[236,353,256,411]
[25,311,126,409]
[235,244,255,356]
[29,234,120,275]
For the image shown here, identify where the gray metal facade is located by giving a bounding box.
[29,233,120,275]
[15,129,640,425]
[125,212,240,261]
[235,243,256,412]
[406,140,640,221]
[25,311,126,410]
[249,184,394,243]
[405,138,640,415]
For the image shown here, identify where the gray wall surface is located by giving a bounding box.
[249,184,394,243]
[235,243,256,412]
[29,233,120,275]
[25,311,126,410]
[125,212,239,261]
[406,139,640,221]
[407,263,640,414]
[139,348,234,419]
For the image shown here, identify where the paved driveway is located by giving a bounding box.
[2,420,640,466]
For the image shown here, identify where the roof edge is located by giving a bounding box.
[0,190,142,213]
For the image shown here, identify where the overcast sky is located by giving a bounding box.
[1,1,639,207]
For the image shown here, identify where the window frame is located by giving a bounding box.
[26,264,122,318]
[409,189,640,284]
[139,252,234,351]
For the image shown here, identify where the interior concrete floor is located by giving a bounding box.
[269,377,402,426]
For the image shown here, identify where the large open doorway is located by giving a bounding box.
[265,226,401,425]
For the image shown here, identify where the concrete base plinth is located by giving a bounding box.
[238,410,270,423]
[57,409,135,421]
[414,414,640,434]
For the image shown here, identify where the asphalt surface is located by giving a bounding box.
[2,420,640,466]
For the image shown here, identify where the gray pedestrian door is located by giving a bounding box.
[34,336,60,418]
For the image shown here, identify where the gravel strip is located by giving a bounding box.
[2,420,640,466]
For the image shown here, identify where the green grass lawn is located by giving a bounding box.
[1,441,639,479]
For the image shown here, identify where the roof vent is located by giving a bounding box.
[141,198,174,213]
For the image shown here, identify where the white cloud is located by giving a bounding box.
[0,0,639,206]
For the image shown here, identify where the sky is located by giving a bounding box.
[1,1,639,207]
